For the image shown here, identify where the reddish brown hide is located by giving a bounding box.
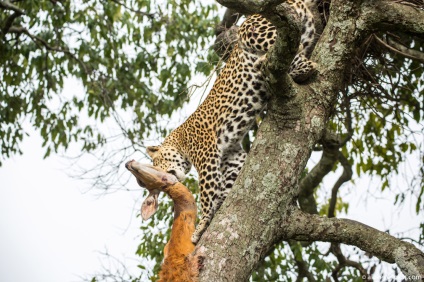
[125,160,202,282]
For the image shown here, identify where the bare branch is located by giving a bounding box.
[213,26,239,61]
[330,243,369,281]
[332,246,353,280]
[393,0,424,10]
[328,152,352,218]
[216,8,240,32]
[373,34,424,64]
[340,92,353,146]
[298,136,340,214]
[326,213,377,281]
[287,210,424,277]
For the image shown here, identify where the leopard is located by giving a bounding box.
[146,0,317,244]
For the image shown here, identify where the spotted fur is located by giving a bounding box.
[147,1,317,243]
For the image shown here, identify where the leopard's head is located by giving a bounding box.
[146,145,191,181]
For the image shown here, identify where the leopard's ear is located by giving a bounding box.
[146,146,160,158]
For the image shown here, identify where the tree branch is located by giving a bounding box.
[328,152,352,218]
[213,9,240,61]
[393,0,424,10]
[373,34,424,64]
[8,26,89,74]
[213,27,238,62]
[215,0,286,15]
[261,3,302,96]
[287,210,424,277]
[340,92,353,146]
[369,0,424,35]
[197,1,424,280]
[298,135,340,214]
[289,242,317,282]
[330,243,369,281]
[0,0,25,37]
[1,11,21,37]
[0,0,24,14]
[216,8,240,32]
[108,0,155,19]
[197,1,365,280]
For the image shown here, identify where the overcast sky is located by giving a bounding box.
[0,130,146,281]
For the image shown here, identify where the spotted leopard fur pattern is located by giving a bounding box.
[146,0,317,244]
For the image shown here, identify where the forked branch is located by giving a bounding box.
[330,243,369,281]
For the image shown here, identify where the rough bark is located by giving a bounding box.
[194,0,424,280]
[286,210,424,278]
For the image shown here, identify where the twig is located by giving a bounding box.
[298,132,341,214]
[328,152,352,218]
[1,11,21,37]
[289,242,317,282]
[393,0,424,10]
[0,0,24,14]
[108,0,155,19]
[374,34,424,64]
[330,243,371,281]
[8,26,89,74]
[340,92,353,147]
[0,0,25,37]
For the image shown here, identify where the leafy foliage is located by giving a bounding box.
[0,0,219,165]
[338,33,424,208]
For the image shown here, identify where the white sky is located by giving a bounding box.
[0,130,145,282]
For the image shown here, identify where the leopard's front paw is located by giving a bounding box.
[191,217,210,244]
[253,55,267,71]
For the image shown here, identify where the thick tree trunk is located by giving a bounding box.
[194,0,424,280]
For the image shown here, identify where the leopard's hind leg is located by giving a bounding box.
[191,147,224,244]
[221,144,246,197]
